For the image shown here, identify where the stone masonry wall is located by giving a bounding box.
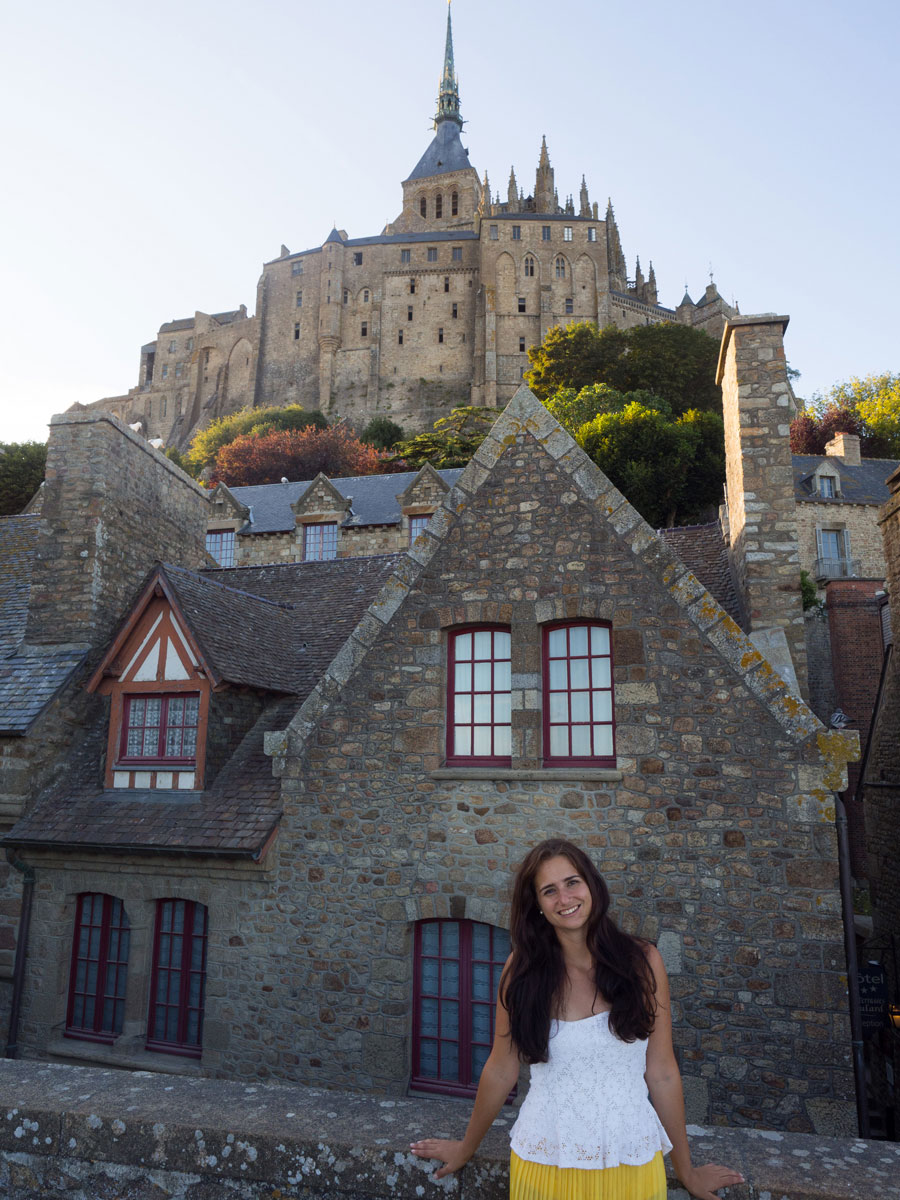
[26,411,210,647]
[795,501,889,590]
[3,1062,899,1200]
[719,316,808,695]
[249,414,853,1134]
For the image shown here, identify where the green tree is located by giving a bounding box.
[389,406,498,469]
[576,403,724,528]
[526,321,720,415]
[545,383,671,435]
[186,406,328,475]
[0,441,47,515]
[360,416,405,451]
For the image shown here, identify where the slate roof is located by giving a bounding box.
[658,522,742,625]
[274,230,480,266]
[0,515,88,735]
[4,553,403,855]
[792,455,899,505]
[405,119,473,182]
[231,468,463,536]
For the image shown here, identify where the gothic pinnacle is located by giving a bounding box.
[434,0,462,129]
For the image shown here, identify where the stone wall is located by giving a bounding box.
[246,399,857,1134]
[795,501,889,589]
[2,1062,898,1200]
[718,315,808,695]
[805,608,837,724]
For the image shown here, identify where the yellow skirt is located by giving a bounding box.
[510,1149,667,1200]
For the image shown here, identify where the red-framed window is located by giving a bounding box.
[303,522,338,561]
[119,694,200,765]
[412,919,511,1097]
[446,626,511,765]
[65,893,130,1043]
[543,621,615,765]
[205,529,235,567]
[409,514,431,545]
[147,899,208,1057]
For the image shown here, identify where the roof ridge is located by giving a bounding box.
[162,563,295,611]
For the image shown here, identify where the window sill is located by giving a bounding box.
[47,1035,205,1076]
[430,767,623,782]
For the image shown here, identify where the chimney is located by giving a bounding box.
[717,315,808,696]
[25,411,210,647]
[825,432,862,466]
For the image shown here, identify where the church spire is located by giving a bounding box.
[434,1,462,129]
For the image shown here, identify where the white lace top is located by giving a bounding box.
[509,1011,673,1169]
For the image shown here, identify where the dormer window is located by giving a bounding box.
[819,475,837,498]
[121,695,200,766]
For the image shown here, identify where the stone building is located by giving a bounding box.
[0,315,862,1135]
[85,4,734,449]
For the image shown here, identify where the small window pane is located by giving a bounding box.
[570,692,590,722]
[472,925,490,960]
[571,726,591,756]
[471,1042,490,1079]
[455,632,472,661]
[473,662,491,691]
[550,726,568,756]
[455,662,472,692]
[440,1041,459,1080]
[454,727,472,756]
[473,693,491,722]
[591,658,611,687]
[471,1002,491,1043]
[420,1039,439,1076]
[590,626,610,654]
[549,659,568,690]
[570,626,588,656]
[441,999,459,1035]
[454,694,472,723]
[592,691,613,722]
[421,957,439,993]
[472,726,491,756]
[494,631,511,658]
[494,726,511,756]
[420,996,438,1036]
[442,923,459,956]
[493,693,511,724]
[494,660,511,691]
[549,692,568,722]
[473,630,492,659]
[570,659,590,690]
[421,924,440,956]
[593,725,614,756]
[472,963,491,1001]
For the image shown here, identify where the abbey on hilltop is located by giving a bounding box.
[90,4,735,448]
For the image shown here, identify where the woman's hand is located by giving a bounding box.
[679,1161,745,1199]
[409,1137,472,1179]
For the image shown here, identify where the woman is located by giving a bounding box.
[411,839,743,1200]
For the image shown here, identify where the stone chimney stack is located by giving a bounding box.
[717,315,808,696]
[25,410,209,647]
[825,432,862,465]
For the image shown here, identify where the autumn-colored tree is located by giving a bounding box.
[0,441,47,514]
[790,373,900,458]
[389,406,498,469]
[186,405,328,475]
[212,422,392,486]
[526,321,720,415]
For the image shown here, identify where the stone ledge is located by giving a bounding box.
[2,1062,898,1199]
[429,768,624,783]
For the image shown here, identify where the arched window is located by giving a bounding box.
[542,621,615,765]
[446,626,511,765]
[412,919,511,1096]
[436,194,443,219]
[66,893,130,1042]
[420,195,427,218]
[147,898,209,1057]
[451,191,459,216]
[524,255,535,277]
[555,256,566,279]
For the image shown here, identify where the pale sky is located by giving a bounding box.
[1,0,897,444]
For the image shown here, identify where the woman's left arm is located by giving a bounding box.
[643,944,744,1200]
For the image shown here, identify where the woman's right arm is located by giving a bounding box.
[410,959,520,1179]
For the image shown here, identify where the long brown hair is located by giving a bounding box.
[501,839,656,1063]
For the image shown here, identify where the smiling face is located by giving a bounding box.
[534,855,593,935]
